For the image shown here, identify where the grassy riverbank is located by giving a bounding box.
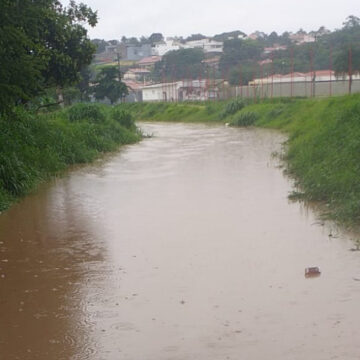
[251,95,360,227]
[0,104,141,212]
[121,101,226,122]
[126,95,360,226]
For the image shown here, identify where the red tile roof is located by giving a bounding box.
[137,56,162,66]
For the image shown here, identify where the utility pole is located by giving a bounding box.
[116,51,121,82]
[117,50,123,103]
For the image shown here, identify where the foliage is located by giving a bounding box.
[153,48,206,81]
[238,94,360,225]
[186,34,207,41]
[149,33,164,44]
[212,30,247,42]
[93,66,128,104]
[119,101,227,123]
[111,107,135,129]
[77,66,93,101]
[92,38,108,53]
[63,87,81,106]
[220,39,263,71]
[230,111,258,126]
[228,63,255,85]
[219,99,246,118]
[333,43,360,93]
[0,104,141,212]
[0,0,97,113]
[67,103,106,123]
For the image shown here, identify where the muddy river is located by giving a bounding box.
[1,122,360,360]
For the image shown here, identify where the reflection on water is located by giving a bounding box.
[1,122,360,360]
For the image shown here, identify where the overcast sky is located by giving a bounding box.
[62,0,359,40]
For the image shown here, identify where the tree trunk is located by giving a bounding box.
[56,87,64,107]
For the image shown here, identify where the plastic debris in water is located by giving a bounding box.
[305,267,321,278]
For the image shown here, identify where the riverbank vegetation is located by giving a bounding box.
[0,104,140,212]
[124,94,360,227]
[0,1,142,213]
[251,95,360,227]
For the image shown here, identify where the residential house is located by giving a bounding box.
[123,68,151,82]
[289,33,316,44]
[263,44,287,55]
[184,38,223,53]
[123,79,148,102]
[142,79,221,102]
[137,56,162,70]
[152,39,183,56]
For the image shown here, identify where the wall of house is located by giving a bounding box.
[152,41,181,56]
[142,84,178,102]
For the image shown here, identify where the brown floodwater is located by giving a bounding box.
[1,122,360,360]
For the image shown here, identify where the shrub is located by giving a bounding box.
[231,111,258,127]
[111,107,135,129]
[220,99,245,119]
[67,103,106,123]
[266,105,285,120]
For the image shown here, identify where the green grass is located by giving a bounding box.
[0,104,141,212]
[120,101,228,122]
[122,95,360,226]
[230,95,360,226]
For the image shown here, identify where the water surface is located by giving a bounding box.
[1,122,360,360]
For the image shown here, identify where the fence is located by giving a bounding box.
[235,79,360,100]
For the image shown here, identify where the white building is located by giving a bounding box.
[142,82,178,102]
[289,33,316,44]
[152,40,183,56]
[123,68,151,81]
[142,80,220,102]
[184,39,223,53]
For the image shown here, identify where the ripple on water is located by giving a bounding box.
[110,321,136,332]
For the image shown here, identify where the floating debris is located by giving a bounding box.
[305,267,321,278]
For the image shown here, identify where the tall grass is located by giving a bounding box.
[232,94,360,226]
[120,101,227,122]
[0,104,141,212]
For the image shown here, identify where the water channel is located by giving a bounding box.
[1,122,360,360]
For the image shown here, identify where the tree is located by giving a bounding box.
[0,0,97,113]
[77,66,93,101]
[186,34,207,42]
[268,31,279,43]
[296,28,307,35]
[220,39,263,71]
[149,33,164,44]
[153,48,205,81]
[93,67,128,104]
[213,30,247,42]
[334,44,360,93]
[228,63,254,85]
[343,15,360,29]
[92,38,108,53]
